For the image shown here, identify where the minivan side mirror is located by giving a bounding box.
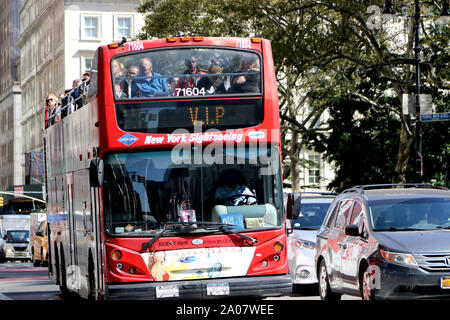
[345,224,360,237]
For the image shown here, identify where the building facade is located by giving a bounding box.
[17,0,144,184]
[0,0,24,190]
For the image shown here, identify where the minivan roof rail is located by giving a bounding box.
[300,191,338,196]
[342,183,449,194]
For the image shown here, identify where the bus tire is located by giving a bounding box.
[54,243,60,285]
[41,248,48,267]
[87,252,96,300]
[32,247,41,267]
[59,247,69,296]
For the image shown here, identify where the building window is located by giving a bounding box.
[117,17,131,38]
[83,57,93,74]
[83,16,99,39]
[308,154,321,184]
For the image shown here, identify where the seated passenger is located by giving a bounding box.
[197,62,228,94]
[115,83,127,98]
[167,77,179,96]
[135,58,169,97]
[112,60,125,78]
[229,54,260,94]
[121,65,139,98]
[176,56,206,90]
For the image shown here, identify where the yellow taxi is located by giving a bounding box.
[31,221,48,267]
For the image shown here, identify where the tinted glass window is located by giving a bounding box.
[103,147,283,236]
[325,201,340,228]
[335,199,354,230]
[115,98,263,134]
[111,48,261,100]
[292,200,332,229]
[349,201,363,225]
[369,197,450,230]
[88,50,98,99]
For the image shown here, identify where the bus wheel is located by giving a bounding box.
[54,244,60,285]
[59,248,69,296]
[41,249,48,267]
[32,248,41,267]
[87,253,96,300]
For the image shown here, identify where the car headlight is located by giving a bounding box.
[380,249,418,267]
[294,239,316,250]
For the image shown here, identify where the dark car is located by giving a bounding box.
[315,184,450,300]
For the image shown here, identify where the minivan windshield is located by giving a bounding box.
[369,197,450,231]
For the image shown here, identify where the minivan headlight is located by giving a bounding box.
[380,249,418,267]
[294,239,316,250]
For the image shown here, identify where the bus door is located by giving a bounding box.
[67,173,77,268]
[90,170,105,297]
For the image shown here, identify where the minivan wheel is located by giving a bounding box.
[361,266,376,300]
[318,260,341,301]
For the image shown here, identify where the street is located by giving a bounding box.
[0,261,61,300]
[0,261,358,301]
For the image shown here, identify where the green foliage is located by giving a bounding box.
[137,0,450,190]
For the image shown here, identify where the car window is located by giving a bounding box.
[292,200,332,229]
[369,197,450,230]
[325,201,340,228]
[335,199,354,230]
[37,222,45,234]
[349,201,363,225]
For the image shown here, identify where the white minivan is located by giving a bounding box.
[287,193,336,288]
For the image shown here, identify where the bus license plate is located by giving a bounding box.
[441,277,450,289]
[207,283,230,296]
[156,285,179,298]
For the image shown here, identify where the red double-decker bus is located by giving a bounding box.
[43,37,291,299]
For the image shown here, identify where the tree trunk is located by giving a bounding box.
[393,117,414,183]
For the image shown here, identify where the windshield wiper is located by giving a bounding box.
[200,221,258,245]
[141,221,196,250]
[294,226,318,230]
[141,221,258,250]
[375,227,423,231]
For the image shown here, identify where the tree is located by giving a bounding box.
[137,0,450,189]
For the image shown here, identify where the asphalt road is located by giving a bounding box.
[0,261,358,300]
[0,261,61,300]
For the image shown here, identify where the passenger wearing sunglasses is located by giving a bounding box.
[44,93,59,128]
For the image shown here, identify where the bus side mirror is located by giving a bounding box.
[89,159,104,187]
[286,193,301,220]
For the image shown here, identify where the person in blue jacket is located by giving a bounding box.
[135,57,169,97]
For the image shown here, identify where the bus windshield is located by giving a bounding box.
[103,147,283,236]
[111,48,261,99]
